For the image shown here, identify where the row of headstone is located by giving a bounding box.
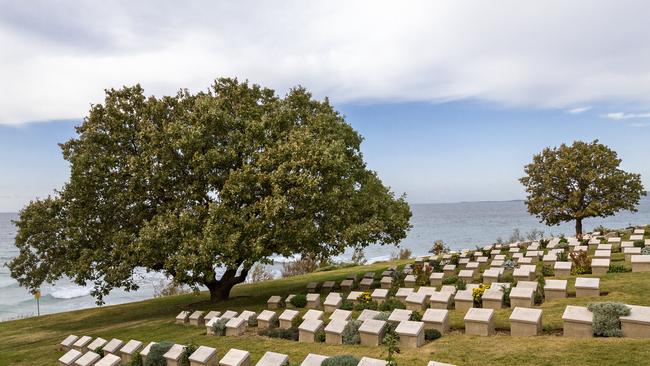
[58,337,148,366]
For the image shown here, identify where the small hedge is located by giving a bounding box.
[258,327,299,341]
[290,294,307,308]
[588,302,631,337]
[379,299,405,311]
[425,329,441,341]
[608,264,631,273]
[211,318,228,336]
[342,320,362,344]
[144,342,173,366]
[322,355,359,366]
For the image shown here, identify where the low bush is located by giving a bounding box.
[409,311,422,321]
[144,342,173,366]
[211,318,228,336]
[315,329,326,342]
[128,353,143,366]
[322,355,359,366]
[424,329,442,341]
[179,343,197,366]
[588,302,631,337]
[342,320,362,344]
[541,265,554,277]
[633,240,645,248]
[442,276,459,285]
[340,299,354,310]
[248,313,258,327]
[289,294,307,308]
[259,327,299,341]
[570,251,592,275]
[373,311,391,321]
[608,264,631,273]
[379,299,405,311]
[503,260,517,270]
[354,301,378,311]
[502,285,512,307]
[556,250,569,262]
[455,278,466,291]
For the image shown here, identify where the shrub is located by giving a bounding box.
[608,264,631,273]
[472,283,490,307]
[535,275,546,305]
[442,276,459,285]
[449,253,460,265]
[455,278,466,291]
[350,248,367,265]
[281,256,320,277]
[211,318,228,336]
[373,311,391,321]
[429,259,443,272]
[633,240,645,248]
[541,265,554,277]
[248,313,258,327]
[429,240,450,255]
[179,343,197,366]
[503,260,516,269]
[340,299,354,310]
[289,294,307,308]
[354,301,378,311]
[570,251,592,275]
[502,285,512,307]
[291,315,303,328]
[501,272,514,284]
[379,299,405,311]
[392,248,412,260]
[588,302,631,337]
[249,264,274,282]
[259,327,299,341]
[383,328,400,366]
[358,291,373,303]
[129,353,143,366]
[413,263,432,286]
[424,329,442,341]
[556,250,569,262]
[342,320,362,344]
[315,329,326,342]
[322,355,359,366]
[144,342,173,366]
[409,311,422,321]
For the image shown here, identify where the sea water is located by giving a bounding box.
[1,198,649,320]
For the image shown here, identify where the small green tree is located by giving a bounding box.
[520,140,645,238]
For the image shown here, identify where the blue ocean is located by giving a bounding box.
[1,197,649,321]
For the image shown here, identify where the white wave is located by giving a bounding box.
[49,285,92,299]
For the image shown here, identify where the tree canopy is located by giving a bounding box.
[519,140,645,237]
[9,78,412,303]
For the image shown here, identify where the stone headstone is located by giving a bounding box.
[189,345,218,366]
[220,348,251,366]
[256,352,289,366]
[75,351,101,366]
[300,354,328,366]
[58,349,82,366]
[95,354,122,366]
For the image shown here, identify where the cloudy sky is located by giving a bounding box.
[1,1,650,211]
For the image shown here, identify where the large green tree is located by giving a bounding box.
[9,78,412,303]
[520,140,645,237]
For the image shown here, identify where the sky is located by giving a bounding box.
[1,1,650,211]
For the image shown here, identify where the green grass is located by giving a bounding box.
[1,257,650,366]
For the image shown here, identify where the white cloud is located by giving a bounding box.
[604,112,650,120]
[3,1,650,124]
[567,107,591,114]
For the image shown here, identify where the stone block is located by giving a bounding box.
[395,287,413,303]
[339,279,354,292]
[358,357,387,366]
[395,320,425,348]
[222,310,239,319]
[458,269,474,282]
[453,290,474,312]
[464,308,495,336]
[176,311,190,325]
[364,271,376,279]
[306,293,321,309]
[608,237,621,243]
[388,309,412,324]
[257,310,278,329]
[575,277,600,298]
[542,254,557,266]
[95,354,121,366]
[510,287,534,308]
[513,267,533,281]
[404,275,416,287]
[219,349,251,366]
[323,293,342,312]
[620,305,650,338]
[72,336,93,352]
[443,264,456,277]
[102,339,124,356]
[58,349,82,366]
[60,335,79,352]
[427,362,456,366]
[330,309,352,321]
[357,309,381,322]
[267,296,282,309]
[632,255,650,272]
[225,317,247,336]
[509,307,542,336]
[429,291,453,310]
[359,319,387,346]
[596,244,612,251]
[429,272,444,286]
[418,287,437,304]
[87,337,107,352]
[189,346,218,366]
[306,282,319,293]
[591,258,610,275]
[163,344,186,366]
[359,278,374,291]
[324,318,347,344]
[300,354,328,366]
[255,352,288,366]
[303,309,324,321]
[189,311,206,326]
[321,281,335,293]
[482,268,501,284]
[205,311,222,322]
[422,309,449,333]
[74,351,100,366]
[624,247,641,261]
[371,289,389,303]
[554,262,572,278]
[347,291,363,303]
[119,340,143,365]
[380,276,393,289]
[562,305,593,337]
[482,289,503,310]
[544,279,567,301]
[466,262,479,271]
[298,319,324,343]
[140,342,157,365]
[630,234,644,241]
[405,292,427,312]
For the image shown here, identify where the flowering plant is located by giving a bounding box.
[472,283,491,307]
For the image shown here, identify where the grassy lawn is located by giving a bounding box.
[2,257,650,365]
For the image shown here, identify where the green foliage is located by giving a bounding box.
[442,276,459,285]
[373,311,391,321]
[541,265,554,277]
[634,240,645,248]
[425,329,442,341]
[144,342,173,366]
[179,342,197,366]
[449,254,460,265]
[413,264,432,286]
[429,240,450,255]
[383,327,400,366]
[322,355,359,366]
[342,320,362,345]
[570,251,592,275]
[429,259,443,272]
[315,329,326,343]
[290,294,307,308]
[248,313,258,327]
[258,327,299,341]
[535,275,546,305]
[391,248,412,260]
[503,260,516,270]
[472,284,490,307]
[409,311,422,321]
[379,299,405,311]
[211,318,228,336]
[502,285,512,307]
[353,300,378,311]
[8,79,413,304]
[340,299,354,310]
[128,353,143,366]
[556,250,569,262]
[607,264,631,273]
[520,140,645,237]
[455,278,467,291]
[587,302,631,337]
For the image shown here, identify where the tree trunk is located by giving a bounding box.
[204,267,250,303]
[575,218,583,239]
